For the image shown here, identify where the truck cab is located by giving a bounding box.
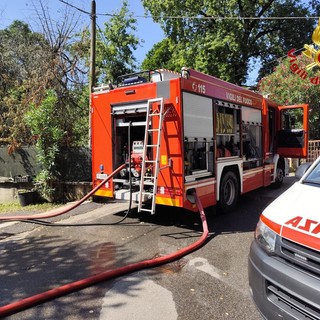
[248,157,320,319]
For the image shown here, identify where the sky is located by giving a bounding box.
[0,0,165,65]
[0,0,265,84]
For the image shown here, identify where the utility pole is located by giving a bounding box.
[89,0,96,148]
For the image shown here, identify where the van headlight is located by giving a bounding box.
[255,219,277,254]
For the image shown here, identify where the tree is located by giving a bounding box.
[141,38,185,71]
[258,54,320,139]
[95,0,141,84]
[0,20,49,146]
[25,90,64,200]
[31,0,90,146]
[0,0,90,149]
[142,0,317,84]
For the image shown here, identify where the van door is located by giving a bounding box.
[276,104,309,158]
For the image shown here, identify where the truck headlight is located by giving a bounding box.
[255,219,277,254]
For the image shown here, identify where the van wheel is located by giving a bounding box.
[219,171,239,213]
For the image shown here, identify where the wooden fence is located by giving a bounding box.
[307,140,320,163]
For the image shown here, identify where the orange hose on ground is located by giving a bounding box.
[0,163,127,221]
[0,192,208,317]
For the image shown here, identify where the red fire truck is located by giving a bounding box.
[91,68,308,214]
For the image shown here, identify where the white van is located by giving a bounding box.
[248,158,320,319]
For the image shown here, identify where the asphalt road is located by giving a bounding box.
[0,176,297,320]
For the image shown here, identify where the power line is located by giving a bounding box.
[58,1,320,21]
[99,15,320,21]
[58,0,90,15]
[268,47,305,65]
[58,0,316,86]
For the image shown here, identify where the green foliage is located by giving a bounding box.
[0,202,61,213]
[141,38,175,70]
[142,0,316,84]
[0,21,49,145]
[141,38,189,71]
[0,19,90,148]
[69,87,90,147]
[96,0,141,84]
[258,54,320,139]
[24,84,90,200]
[25,90,64,200]
[0,1,142,153]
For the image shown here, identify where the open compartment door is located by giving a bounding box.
[276,104,309,158]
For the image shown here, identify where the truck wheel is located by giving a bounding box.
[273,164,284,188]
[219,171,239,213]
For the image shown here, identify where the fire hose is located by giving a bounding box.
[0,164,208,317]
[0,163,127,221]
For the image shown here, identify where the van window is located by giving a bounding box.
[304,162,320,185]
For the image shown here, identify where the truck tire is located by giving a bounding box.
[219,171,239,213]
[272,162,284,188]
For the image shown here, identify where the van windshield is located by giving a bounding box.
[303,161,320,185]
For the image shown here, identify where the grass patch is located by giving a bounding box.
[0,202,61,214]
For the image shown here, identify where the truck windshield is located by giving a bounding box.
[303,161,320,185]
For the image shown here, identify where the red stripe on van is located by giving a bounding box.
[282,226,320,251]
[260,214,281,234]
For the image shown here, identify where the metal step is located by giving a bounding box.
[139,207,153,213]
[114,190,147,202]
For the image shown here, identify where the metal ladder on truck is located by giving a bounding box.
[138,98,164,214]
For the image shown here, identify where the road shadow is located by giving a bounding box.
[0,176,297,319]
[210,175,297,234]
[0,228,141,319]
[131,175,298,238]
